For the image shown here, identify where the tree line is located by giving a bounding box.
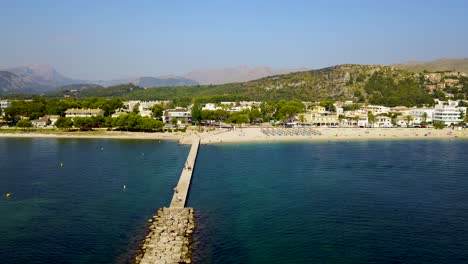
[4,97,124,124]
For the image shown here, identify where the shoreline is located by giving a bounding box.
[1,127,467,144]
[198,127,468,144]
[0,130,189,143]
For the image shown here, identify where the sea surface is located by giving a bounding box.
[1,139,468,264]
[0,138,189,264]
[188,140,468,264]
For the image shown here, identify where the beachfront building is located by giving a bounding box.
[202,103,222,111]
[31,116,51,128]
[389,106,412,117]
[340,115,368,127]
[410,108,434,125]
[375,115,393,128]
[362,105,390,115]
[162,107,192,125]
[395,116,410,127]
[125,100,169,117]
[219,101,261,112]
[0,99,11,116]
[433,103,466,126]
[306,107,339,127]
[65,108,105,118]
[48,115,59,126]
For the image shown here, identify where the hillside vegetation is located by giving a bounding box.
[39,64,466,107]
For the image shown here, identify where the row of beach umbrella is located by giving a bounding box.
[261,127,322,136]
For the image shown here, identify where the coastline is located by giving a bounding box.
[1,127,467,145]
[198,127,468,144]
[0,129,189,143]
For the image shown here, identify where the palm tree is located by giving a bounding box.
[367,111,376,128]
[404,115,413,127]
[422,112,428,123]
[298,114,306,124]
[338,114,345,127]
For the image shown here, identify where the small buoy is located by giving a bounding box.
[123,185,126,189]
[101,147,104,150]
[5,193,11,198]
[60,163,64,167]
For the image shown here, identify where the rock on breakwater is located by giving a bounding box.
[136,207,195,264]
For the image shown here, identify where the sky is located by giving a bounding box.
[1,0,468,80]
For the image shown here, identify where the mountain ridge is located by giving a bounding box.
[393,58,468,74]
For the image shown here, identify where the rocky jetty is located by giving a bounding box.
[136,207,195,264]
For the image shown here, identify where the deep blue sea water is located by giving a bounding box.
[0,138,189,264]
[188,140,468,264]
[1,139,468,264]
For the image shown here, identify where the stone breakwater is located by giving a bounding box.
[136,207,195,264]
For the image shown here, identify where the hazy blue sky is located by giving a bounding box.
[1,0,467,80]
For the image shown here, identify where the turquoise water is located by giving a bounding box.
[188,140,468,264]
[2,139,468,263]
[0,138,189,264]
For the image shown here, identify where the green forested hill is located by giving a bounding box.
[44,64,445,107]
[122,64,433,106]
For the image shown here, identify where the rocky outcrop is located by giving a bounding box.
[136,208,195,264]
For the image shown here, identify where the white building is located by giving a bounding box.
[433,104,466,126]
[202,103,222,111]
[362,105,389,115]
[31,116,50,128]
[162,107,192,125]
[125,100,169,117]
[375,115,393,128]
[65,108,105,118]
[410,108,434,125]
[0,100,11,116]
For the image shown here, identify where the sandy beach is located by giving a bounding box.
[1,127,467,145]
[198,127,468,144]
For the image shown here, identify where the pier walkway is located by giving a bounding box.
[170,138,200,208]
[136,137,200,264]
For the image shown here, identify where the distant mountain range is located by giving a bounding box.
[94,76,198,88]
[0,65,84,94]
[0,64,309,94]
[2,58,468,95]
[393,58,468,73]
[184,66,309,85]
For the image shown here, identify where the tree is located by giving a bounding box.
[459,109,465,122]
[298,114,306,124]
[191,102,202,125]
[73,117,94,131]
[150,104,165,119]
[367,111,376,127]
[105,116,114,130]
[422,112,428,123]
[320,100,336,112]
[248,108,262,124]
[200,110,214,123]
[338,114,345,126]
[226,113,249,127]
[132,103,140,114]
[16,119,32,130]
[55,117,74,130]
[433,121,445,129]
[171,117,178,127]
[404,115,414,127]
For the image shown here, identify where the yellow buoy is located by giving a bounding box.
[5,193,11,198]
